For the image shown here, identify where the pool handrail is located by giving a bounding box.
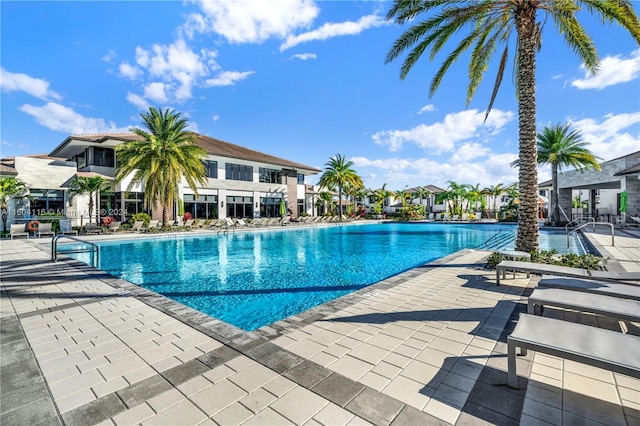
[567,221,614,248]
[52,234,100,268]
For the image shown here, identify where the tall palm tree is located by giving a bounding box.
[414,186,432,217]
[318,191,334,215]
[68,175,112,224]
[385,0,640,252]
[515,123,602,225]
[466,183,483,213]
[483,183,506,219]
[115,107,207,226]
[318,154,364,220]
[0,177,29,232]
[394,186,411,208]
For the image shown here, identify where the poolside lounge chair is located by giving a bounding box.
[507,314,640,388]
[538,276,640,301]
[58,219,78,236]
[495,260,640,285]
[183,219,194,229]
[461,213,468,221]
[84,223,103,235]
[108,221,122,233]
[527,287,640,322]
[428,213,434,221]
[36,222,55,238]
[145,220,159,232]
[10,224,29,239]
[131,221,145,232]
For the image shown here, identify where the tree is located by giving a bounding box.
[514,123,602,225]
[115,107,208,226]
[385,0,640,252]
[318,154,363,220]
[0,177,29,232]
[394,186,411,208]
[483,183,506,219]
[414,187,432,217]
[68,175,112,224]
[372,183,393,215]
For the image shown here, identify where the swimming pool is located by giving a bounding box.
[66,222,585,330]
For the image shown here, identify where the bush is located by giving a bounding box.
[183,212,193,221]
[131,212,151,226]
[486,249,608,271]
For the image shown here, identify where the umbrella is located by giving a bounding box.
[619,191,628,212]
[279,199,286,216]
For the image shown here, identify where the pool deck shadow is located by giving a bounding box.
[2,233,640,425]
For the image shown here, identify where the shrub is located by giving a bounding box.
[486,249,608,271]
[102,216,115,226]
[131,212,151,226]
[183,212,193,221]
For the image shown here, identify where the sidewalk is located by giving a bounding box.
[1,232,639,425]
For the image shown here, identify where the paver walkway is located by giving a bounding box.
[1,229,639,425]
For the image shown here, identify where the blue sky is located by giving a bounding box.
[2,1,639,191]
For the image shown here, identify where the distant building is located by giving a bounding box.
[1,133,321,227]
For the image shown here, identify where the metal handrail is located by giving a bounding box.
[565,216,595,234]
[567,221,614,247]
[52,235,100,267]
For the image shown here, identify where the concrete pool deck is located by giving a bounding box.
[1,228,639,425]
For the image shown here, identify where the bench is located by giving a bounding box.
[508,314,640,388]
[495,260,640,286]
[527,287,640,322]
[539,276,640,301]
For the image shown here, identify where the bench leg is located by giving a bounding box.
[496,269,501,286]
[508,340,517,388]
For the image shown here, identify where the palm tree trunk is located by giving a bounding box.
[88,196,94,224]
[162,204,169,226]
[551,164,560,225]
[515,5,540,253]
[338,185,343,220]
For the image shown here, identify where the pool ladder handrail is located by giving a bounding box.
[566,220,614,247]
[476,229,516,251]
[52,235,100,268]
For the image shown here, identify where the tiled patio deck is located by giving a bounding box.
[1,228,639,425]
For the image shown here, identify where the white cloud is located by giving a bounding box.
[144,82,168,103]
[102,49,117,62]
[571,49,640,90]
[19,102,130,134]
[0,68,61,101]
[372,108,514,153]
[280,14,386,51]
[126,92,149,110]
[118,62,142,80]
[183,0,318,44]
[205,70,255,87]
[290,53,317,60]
[417,104,435,114]
[212,114,220,122]
[569,112,640,161]
[450,143,491,163]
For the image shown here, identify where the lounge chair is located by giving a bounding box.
[507,314,640,388]
[131,221,145,232]
[461,213,468,221]
[527,287,640,322]
[235,218,251,228]
[84,223,103,235]
[58,219,77,236]
[145,220,159,232]
[36,222,55,238]
[108,221,122,233]
[10,224,29,239]
[495,260,640,285]
[183,219,194,229]
[538,276,640,301]
[428,213,434,221]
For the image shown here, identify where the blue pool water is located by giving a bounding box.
[65,223,585,330]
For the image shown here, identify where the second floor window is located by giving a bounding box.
[225,163,253,182]
[297,173,304,185]
[92,148,115,167]
[203,160,218,178]
[259,168,282,184]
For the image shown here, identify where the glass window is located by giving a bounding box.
[226,196,253,218]
[184,194,218,219]
[225,163,253,181]
[77,150,86,169]
[297,199,304,216]
[92,148,115,167]
[259,168,282,184]
[29,189,65,216]
[203,160,218,178]
[297,173,304,185]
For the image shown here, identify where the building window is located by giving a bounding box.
[184,194,218,219]
[99,191,122,220]
[226,196,253,218]
[92,148,115,167]
[29,189,65,216]
[203,160,218,179]
[124,192,145,219]
[76,150,86,169]
[225,163,253,181]
[297,173,304,185]
[297,199,304,217]
[260,197,283,218]
[259,168,282,184]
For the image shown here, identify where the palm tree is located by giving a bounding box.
[115,107,207,226]
[385,0,640,252]
[68,175,112,224]
[372,183,393,215]
[0,177,29,232]
[318,191,334,215]
[318,154,364,220]
[414,186,432,217]
[394,186,411,208]
[483,183,506,219]
[466,183,483,213]
[514,123,602,225]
